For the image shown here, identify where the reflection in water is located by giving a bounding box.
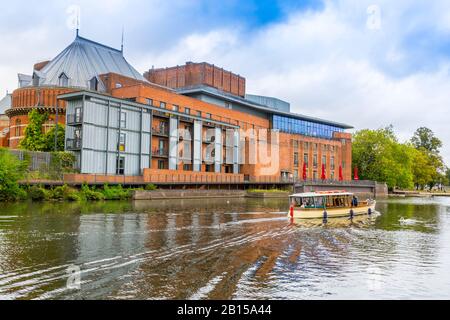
[0,197,450,299]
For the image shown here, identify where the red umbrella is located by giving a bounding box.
[354,167,359,180]
[321,164,326,180]
[339,165,344,181]
[302,163,307,180]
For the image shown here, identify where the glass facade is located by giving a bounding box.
[273,115,344,139]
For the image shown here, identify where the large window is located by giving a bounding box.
[116,157,125,175]
[273,115,344,139]
[119,111,127,129]
[294,152,299,167]
[15,119,21,136]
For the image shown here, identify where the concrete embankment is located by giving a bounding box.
[132,190,291,200]
[391,191,450,198]
[133,190,247,200]
[245,192,290,199]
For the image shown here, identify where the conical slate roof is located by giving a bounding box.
[35,35,146,89]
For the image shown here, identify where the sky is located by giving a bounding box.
[0,0,449,164]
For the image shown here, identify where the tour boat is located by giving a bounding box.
[288,190,376,220]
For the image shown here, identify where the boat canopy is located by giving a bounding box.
[290,191,353,198]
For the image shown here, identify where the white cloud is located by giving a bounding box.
[1,0,449,165]
[137,0,450,165]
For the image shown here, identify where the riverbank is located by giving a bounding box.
[390,190,450,198]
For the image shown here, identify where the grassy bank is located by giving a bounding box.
[247,189,291,193]
[23,184,159,202]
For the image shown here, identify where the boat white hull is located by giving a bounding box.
[290,202,377,220]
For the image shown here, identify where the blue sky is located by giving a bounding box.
[1,0,450,165]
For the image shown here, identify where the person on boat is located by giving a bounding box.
[352,196,359,207]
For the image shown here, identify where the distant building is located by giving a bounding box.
[5,32,353,182]
[0,94,11,147]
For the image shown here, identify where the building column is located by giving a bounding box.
[169,117,179,170]
[214,127,222,173]
[193,120,202,172]
[233,129,240,174]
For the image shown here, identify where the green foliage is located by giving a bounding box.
[50,185,81,202]
[20,110,48,151]
[353,126,413,189]
[19,110,66,152]
[353,126,446,190]
[48,152,76,179]
[0,148,28,201]
[29,186,49,201]
[44,124,66,152]
[145,184,158,191]
[81,185,105,201]
[411,127,443,155]
[446,168,450,187]
[101,184,132,200]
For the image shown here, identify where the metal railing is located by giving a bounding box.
[152,127,169,136]
[152,149,169,157]
[153,110,170,118]
[66,138,82,151]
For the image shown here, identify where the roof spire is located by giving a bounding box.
[121,26,125,54]
[76,11,80,37]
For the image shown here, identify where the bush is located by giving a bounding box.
[49,185,81,201]
[145,184,158,191]
[81,185,105,201]
[29,186,48,201]
[0,148,28,201]
[101,184,132,200]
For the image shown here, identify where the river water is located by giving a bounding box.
[0,196,450,300]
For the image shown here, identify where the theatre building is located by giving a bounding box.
[4,33,353,183]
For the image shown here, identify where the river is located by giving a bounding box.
[0,196,449,300]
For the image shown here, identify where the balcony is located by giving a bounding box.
[66,138,82,151]
[153,110,170,118]
[180,116,193,123]
[152,148,169,158]
[67,114,83,125]
[152,127,169,137]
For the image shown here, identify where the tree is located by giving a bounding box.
[44,124,65,152]
[411,147,437,190]
[352,126,414,189]
[445,167,450,186]
[20,110,65,152]
[411,127,443,155]
[19,110,48,151]
[0,148,27,201]
[410,127,445,189]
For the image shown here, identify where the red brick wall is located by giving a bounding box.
[144,62,246,97]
